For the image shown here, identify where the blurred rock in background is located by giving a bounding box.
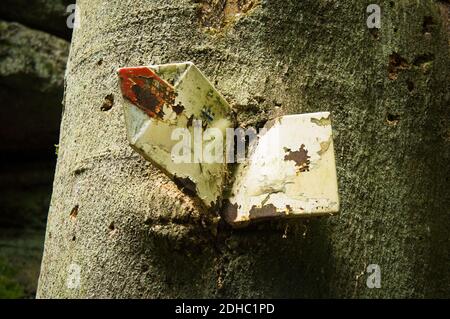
[0,0,73,40]
[0,0,71,298]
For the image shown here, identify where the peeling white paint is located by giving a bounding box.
[225,112,339,225]
[120,62,234,208]
[119,63,339,225]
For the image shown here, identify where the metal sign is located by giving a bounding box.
[118,62,339,226]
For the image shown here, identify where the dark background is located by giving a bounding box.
[0,0,73,298]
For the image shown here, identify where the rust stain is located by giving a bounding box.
[248,203,284,219]
[172,103,185,115]
[284,144,310,172]
[118,67,176,119]
[131,83,165,118]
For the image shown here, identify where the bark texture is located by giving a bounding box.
[37,0,449,298]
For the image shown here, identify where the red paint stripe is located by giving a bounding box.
[118,66,173,118]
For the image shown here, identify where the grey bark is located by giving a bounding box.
[37,0,449,298]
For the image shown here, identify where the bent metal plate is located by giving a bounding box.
[118,62,234,209]
[223,112,339,226]
[118,62,339,226]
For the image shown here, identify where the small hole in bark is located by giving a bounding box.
[70,205,79,221]
[386,113,400,125]
[413,53,435,66]
[101,94,114,111]
[108,222,118,237]
[143,217,153,226]
[406,80,415,92]
[72,235,76,241]
[97,58,103,66]
[422,16,435,34]
[254,95,266,103]
[369,28,379,39]
[388,52,410,80]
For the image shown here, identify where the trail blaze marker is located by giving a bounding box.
[223,112,339,226]
[118,62,234,209]
[118,62,339,226]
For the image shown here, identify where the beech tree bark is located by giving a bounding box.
[37,0,449,298]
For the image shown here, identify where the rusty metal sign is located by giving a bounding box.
[118,62,234,209]
[118,62,339,226]
[223,112,339,226]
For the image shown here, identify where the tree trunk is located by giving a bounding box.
[37,0,449,298]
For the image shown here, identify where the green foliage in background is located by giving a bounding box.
[0,257,25,299]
